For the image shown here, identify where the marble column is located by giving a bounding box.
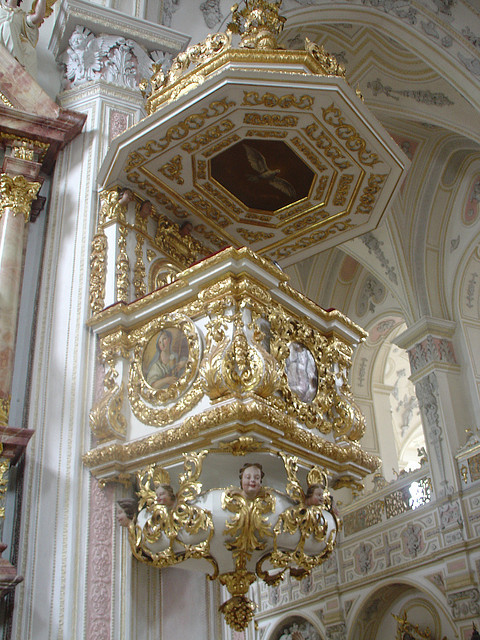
[0,162,41,427]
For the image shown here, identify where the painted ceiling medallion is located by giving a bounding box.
[98,0,409,267]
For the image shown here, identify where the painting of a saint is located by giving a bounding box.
[285,342,317,403]
[143,328,189,390]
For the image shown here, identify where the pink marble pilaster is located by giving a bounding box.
[86,479,113,640]
[0,168,40,424]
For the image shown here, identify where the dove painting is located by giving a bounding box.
[243,144,297,198]
[210,139,314,212]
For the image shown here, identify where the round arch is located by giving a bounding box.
[346,577,456,640]
[265,613,326,640]
[350,313,424,480]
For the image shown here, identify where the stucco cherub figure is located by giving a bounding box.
[239,462,264,500]
[116,498,138,527]
[0,0,55,77]
[155,483,176,509]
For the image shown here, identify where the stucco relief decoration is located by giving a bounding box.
[447,588,480,619]
[408,336,457,375]
[354,541,373,575]
[200,0,223,28]
[401,522,424,557]
[273,618,321,640]
[60,25,171,90]
[463,175,480,225]
[356,274,385,317]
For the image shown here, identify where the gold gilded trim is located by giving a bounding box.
[116,225,130,303]
[241,91,314,110]
[126,98,236,168]
[83,396,380,474]
[0,174,41,223]
[89,230,107,314]
[355,173,387,215]
[127,313,202,426]
[0,397,10,427]
[0,134,50,163]
[158,155,185,184]
[0,92,14,108]
[182,120,235,154]
[322,104,380,167]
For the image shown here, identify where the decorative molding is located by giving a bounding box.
[49,0,190,60]
[0,174,41,224]
[407,336,457,375]
[415,373,454,497]
[86,480,113,639]
[395,316,456,345]
[447,588,480,619]
[326,622,347,640]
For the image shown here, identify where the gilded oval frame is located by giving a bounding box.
[129,313,201,406]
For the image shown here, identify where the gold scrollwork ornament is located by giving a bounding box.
[131,452,216,571]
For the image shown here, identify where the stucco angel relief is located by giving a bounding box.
[61,25,162,89]
[61,26,102,86]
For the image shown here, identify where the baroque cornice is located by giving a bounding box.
[49,0,191,59]
[395,316,457,350]
[57,80,146,108]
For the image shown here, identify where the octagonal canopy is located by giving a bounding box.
[98,44,409,267]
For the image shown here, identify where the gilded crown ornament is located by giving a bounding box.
[227,0,286,50]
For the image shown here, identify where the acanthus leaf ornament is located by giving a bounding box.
[222,486,275,563]
[0,174,41,223]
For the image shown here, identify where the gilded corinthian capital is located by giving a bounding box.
[0,174,41,223]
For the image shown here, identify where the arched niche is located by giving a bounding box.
[267,614,324,640]
[347,580,456,640]
[351,314,425,484]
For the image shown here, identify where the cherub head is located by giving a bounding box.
[139,200,154,218]
[69,26,89,50]
[305,483,325,507]
[116,498,137,527]
[239,462,264,500]
[155,483,176,508]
